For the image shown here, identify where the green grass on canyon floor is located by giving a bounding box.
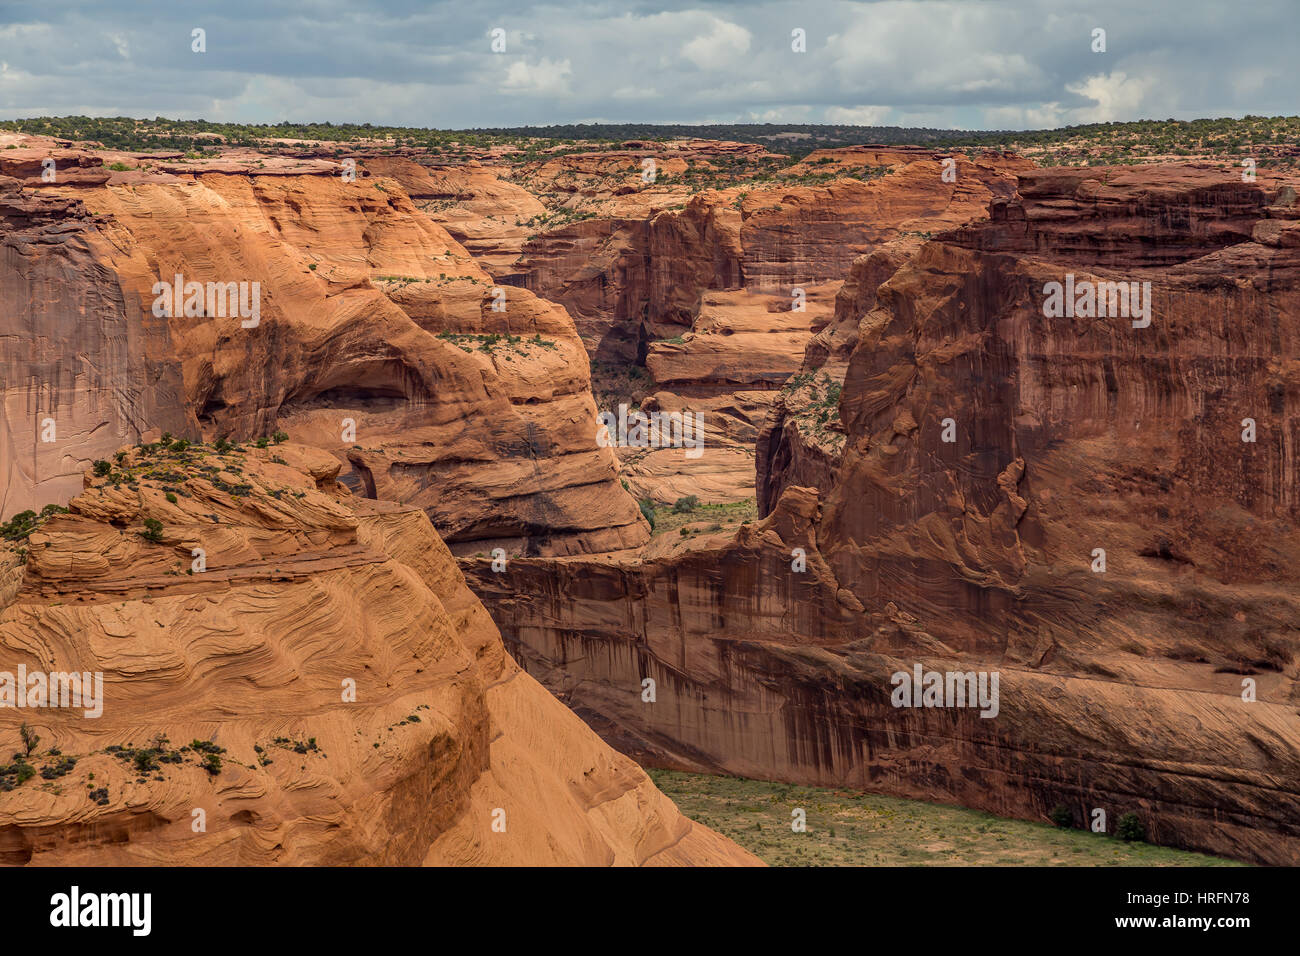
[642,497,758,537]
[648,770,1245,867]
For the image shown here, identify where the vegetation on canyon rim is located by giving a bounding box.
[3,433,298,563]
[4,113,1298,169]
[643,497,758,537]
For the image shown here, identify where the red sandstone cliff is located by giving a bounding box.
[0,139,649,556]
[465,164,1300,865]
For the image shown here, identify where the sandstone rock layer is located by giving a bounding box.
[0,444,757,866]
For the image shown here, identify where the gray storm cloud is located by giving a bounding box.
[0,0,1295,128]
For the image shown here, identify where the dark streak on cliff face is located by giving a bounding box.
[0,174,192,517]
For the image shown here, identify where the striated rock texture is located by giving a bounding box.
[0,139,649,556]
[0,444,758,866]
[466,164,1300,865]
[361,157,547,280]
[644,285,840,394]
[623,284,837,505]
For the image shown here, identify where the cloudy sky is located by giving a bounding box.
[0,0,1295,131]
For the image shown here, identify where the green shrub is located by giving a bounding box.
[1117,812,1147,842]
[133,749,158,773]
[672,495,700,514]
[1,511,38,541]
[92,460,111,476]
[40,756,76,780]
[140,518,164,543]
[638,499,656,530]
[1049,804,1073,828]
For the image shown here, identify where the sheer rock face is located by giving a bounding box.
[0,446,758,866]
[824,165,1300,639]
[624,284,837,506]
[644,285,840,393]
[730,156,1026,289]
[465,165,1300,865]
[746,157,1032,514]
[756,240,920,516]
[0,172,192,521]
[1,149,648,556]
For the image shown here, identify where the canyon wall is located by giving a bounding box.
[0,142,649,556]
[515,150,1028,365]
[756,240,920,515]
[0,172,193,521]
[11,129,1299,864]
[505,148,1029,504]
[465,164,1300,864]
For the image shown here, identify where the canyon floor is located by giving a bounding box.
[650,771,1245,867]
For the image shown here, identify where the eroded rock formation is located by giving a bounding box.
[0,137,648,556]
[11,123,1300,866]
[0,443,758,866]
[756,240,920,514]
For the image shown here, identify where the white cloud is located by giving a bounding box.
[982,103,1066,130]
[500,57,572,96]
[747,106,812,122]
[681,17,752,70]
[1066,71,1155,123]
[108,32,130,61]
[826,3,1050,102]
[824,105,892,125]
[0,24,54,42]
[0,0,1294,129]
